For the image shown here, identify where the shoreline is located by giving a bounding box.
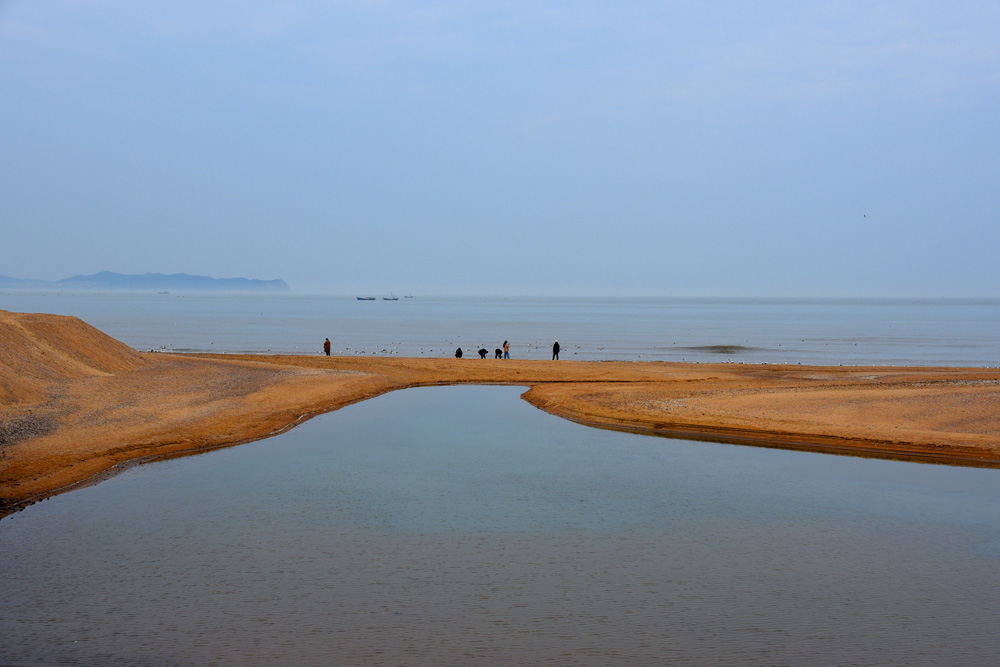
[3,311,1000,518]
[4,355,999,518]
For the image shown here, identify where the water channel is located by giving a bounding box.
[2,386,998,665]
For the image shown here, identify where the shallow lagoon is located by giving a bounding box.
[2,386,999,665]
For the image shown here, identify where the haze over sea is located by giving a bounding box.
[2,291,999,367]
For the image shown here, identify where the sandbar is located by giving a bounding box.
[2,310,999,517]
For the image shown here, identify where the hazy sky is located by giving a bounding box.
[2,1,998,296]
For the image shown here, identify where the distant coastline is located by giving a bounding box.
[0,271,290,292]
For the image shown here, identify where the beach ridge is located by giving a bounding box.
[2,310,999,517]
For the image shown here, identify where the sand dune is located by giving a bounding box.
[0,311,147,404]
[2,309,999,517]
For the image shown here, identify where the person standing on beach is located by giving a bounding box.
[552,340,560,360]
[503,340,510,359]
[323,338,331,356]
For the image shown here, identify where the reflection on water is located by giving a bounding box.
[2,386,999,665]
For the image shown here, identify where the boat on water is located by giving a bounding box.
[383,293,399,301]
[356,296,376,301]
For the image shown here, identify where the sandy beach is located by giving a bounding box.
[2,309,999,517]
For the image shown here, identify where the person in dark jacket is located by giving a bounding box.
[552,340,560,360]
[455,347,463,358]
[323,338,331,356]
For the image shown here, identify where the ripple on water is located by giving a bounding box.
[1,385,998,666]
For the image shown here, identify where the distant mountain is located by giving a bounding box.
[0,272,290,292]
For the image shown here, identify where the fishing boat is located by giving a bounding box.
[383,293,399,301]
[356,296,376,301]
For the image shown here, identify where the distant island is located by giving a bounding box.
[0,271,290,292]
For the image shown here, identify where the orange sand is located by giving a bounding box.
[2,310,998,517]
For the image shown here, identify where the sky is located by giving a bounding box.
[1,1,998,297]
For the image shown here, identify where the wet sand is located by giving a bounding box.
[2,310,999,517]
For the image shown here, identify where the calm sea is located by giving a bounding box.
[1,386,998,666]
[2,290,999,366]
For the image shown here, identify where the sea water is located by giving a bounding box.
[1,386,998,665]
[2,290,999,366]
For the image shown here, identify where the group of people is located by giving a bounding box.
[323,337,562,360]
[459,340,512,359]
[460,340,560,360]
